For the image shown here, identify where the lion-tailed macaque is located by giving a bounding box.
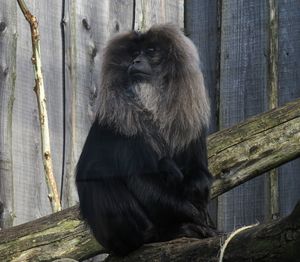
[76,24,215,256]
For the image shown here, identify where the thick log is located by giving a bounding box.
[107,201,300,262]
[209,98,300,198]
[0,99,299,261]
[0,206,103,261]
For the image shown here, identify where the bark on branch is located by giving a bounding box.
[209,98,300,198]
[16,0,61,212]
[0,206,101,261]
[107,201,300,262]
[0,99,299,261]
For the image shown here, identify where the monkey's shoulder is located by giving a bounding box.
[84,120,153,152]
[77,121,158,176]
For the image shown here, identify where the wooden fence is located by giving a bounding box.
[0,0,299,233]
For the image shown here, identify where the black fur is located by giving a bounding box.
[76,122,214,255]
[76,24,215,256]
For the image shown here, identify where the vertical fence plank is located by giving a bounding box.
[13,1,64,225]
[0,0,17,228]
[63,0,134,207]
[185,0,220,133]
[135,0,184,30]
[218,0,269,232]
[184,0,220,224]
[267,0,279,221]
[278,0,300,217]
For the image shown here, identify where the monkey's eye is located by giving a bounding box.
[147,47,155,52]
[146,47,156,54]
[131,50,140,57]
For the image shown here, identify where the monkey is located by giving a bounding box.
[76,24,215,256]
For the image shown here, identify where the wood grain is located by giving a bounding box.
[134,0,184,30]
[277,0,300,217]
[218,0,269,232]
[0,0,17,228]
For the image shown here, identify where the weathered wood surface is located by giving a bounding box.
[0,0,17,228]
[134,0,184,31]
[0,100,299,261]
[0,205,103,262]
[209,98,300,198]
[218,0,269,232]
[277,0,300,217]
[267,0,280,221]
[107,201,300,262]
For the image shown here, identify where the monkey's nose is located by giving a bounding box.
[133,55,142,64]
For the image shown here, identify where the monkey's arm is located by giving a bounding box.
[174,131,213,207]
[76,122,155,255]
[76,174,153,256]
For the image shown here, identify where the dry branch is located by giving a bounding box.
[0,99,299,261]
[16,0,61,212]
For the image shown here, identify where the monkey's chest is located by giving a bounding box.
[116,135,191,177]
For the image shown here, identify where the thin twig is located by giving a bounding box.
[17,0,61,212]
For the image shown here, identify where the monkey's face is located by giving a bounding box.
[127,29,174,84]
[101,29,174,91]
[127,40,162,83]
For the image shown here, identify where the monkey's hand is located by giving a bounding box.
[184,173,212,206]
[158,157,184,188]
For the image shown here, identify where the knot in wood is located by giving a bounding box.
[114,21,120,32]
[82,18,91,30]
[0,22,7,33]
[0,201,4,215]
[44,151,51,160]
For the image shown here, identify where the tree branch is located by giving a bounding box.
[16,0,61,212]
[0,206,102,261]
[107,201,300,262]
[0,99,299,260]
[209,98,300,198]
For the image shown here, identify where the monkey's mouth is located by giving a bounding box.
[128,66,151,77]
[129,71,151,82]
